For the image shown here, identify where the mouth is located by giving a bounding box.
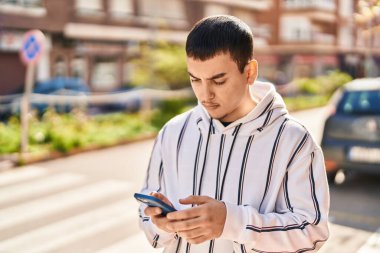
[203,103,219,109]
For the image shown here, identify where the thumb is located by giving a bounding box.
[179,195,211,205]
[150,192,173,206]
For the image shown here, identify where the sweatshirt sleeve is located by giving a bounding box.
[138,128,176,248]
[219,144,330,252]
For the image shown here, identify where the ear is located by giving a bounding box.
[245,59,258,85]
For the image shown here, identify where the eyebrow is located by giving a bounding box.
[188,72,227,80]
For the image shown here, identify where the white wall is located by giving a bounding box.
[36,34,51,81]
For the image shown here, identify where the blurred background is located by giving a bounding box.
[0,0,379,252]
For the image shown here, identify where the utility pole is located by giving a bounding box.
[19,30,46,154]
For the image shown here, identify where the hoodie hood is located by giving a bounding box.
[194,81,288,137]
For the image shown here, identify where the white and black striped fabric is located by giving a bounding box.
[138,82,330,253]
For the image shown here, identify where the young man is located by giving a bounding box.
[138,15,329,253]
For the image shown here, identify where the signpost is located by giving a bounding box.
[19,30,45,154]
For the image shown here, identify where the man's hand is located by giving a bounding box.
[144,192,175,233]
[166,195,227,244]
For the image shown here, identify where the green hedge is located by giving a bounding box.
[0,117,20,154]
[284,71,353,111]
[150,97,196,129]
[284,95,330,112]
[295,71,352,96]
[0,111,156,154]
[0,98,195,155]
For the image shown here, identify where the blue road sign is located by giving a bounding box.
[20,30,45,65]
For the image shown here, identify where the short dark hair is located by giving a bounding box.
[186,15,254,73]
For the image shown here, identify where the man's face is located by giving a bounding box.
[187,52,256,122]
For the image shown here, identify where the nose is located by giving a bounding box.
[203,83,214,100]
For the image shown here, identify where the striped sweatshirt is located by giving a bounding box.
[138,81,330,253]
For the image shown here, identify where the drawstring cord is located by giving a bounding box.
[197,117,213,195]
[219,123,243,200]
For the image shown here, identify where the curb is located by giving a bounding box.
[0,133,157,170]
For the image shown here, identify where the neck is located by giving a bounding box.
[220,93,257,122]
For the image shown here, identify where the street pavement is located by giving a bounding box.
[0,107,379,253]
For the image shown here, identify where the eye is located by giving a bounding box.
[191,79,200,83]
[214,80,226,85]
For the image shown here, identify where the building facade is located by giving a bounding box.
[188,0,367,84]
[0,0,190,94]
[0,0,378,95]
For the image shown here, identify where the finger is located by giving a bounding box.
[177,227,205,240]
[151,215,175,233]
[167,217,203,231]
[167,201,213,220]
[179,195,212,205]
[167,207,201,220]
[144,206,162,216]
[151,192,174,206]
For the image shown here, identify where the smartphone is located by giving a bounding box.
[134,193,177,215]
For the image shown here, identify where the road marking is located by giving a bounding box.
[0,180,131,231]
[357,228,380,253]
[0,166,47,187]
[26,205,137,253]
[0,173,86,206]
[0,198,137,252]
[96,232,163,253]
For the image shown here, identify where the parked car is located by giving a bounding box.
[1,77,90,117]
[321,78,380,182]
[93,86,142,113]
[32,77,90,114]
[0,94,20,121]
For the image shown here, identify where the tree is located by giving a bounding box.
[130,42,189,90]
[355,0,380,77]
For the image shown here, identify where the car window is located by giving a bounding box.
[337,90,380,115]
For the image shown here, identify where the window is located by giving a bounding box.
[53,56,66,77]
[75,0,103,16]
[71,57,87,80]
[232,10,255,27]
[280,16,312,42]
[92,57,118,91]
[374,32,380,49]
[338,27,353,48]
[337,90,380,115]
[139,0,185,20]
[282,0,335,11]
[23,0,41,7]
[109,0,134,18]
[0,0,46,16]
[0,0,43,7]
[231,9,271,40]
[123,62,134,84]
[0,30,24,51]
